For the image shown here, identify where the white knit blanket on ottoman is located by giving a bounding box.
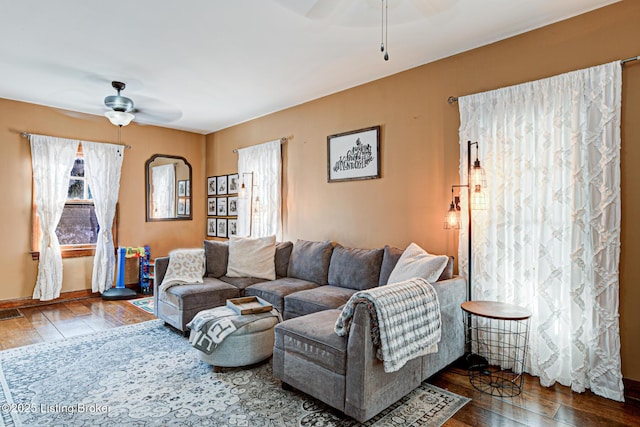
[159,248,206,292]
[335,277,441,373]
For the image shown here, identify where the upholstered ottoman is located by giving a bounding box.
[188,308,280,372]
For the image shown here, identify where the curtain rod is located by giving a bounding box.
[447,55,639,104]
[20,132,132,149]
[232,137,287,154]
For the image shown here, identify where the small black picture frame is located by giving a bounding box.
[207,218,216,237]
[216,218,228,238]
[217,175,228,195]
[207,176,217,196]
[207,197,217,216]
[217,197,227,216]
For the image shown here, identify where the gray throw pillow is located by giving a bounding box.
[275,241,294,278]
[378,245,404,286]
[328,245,383,290]
[203,240,228,278]
[287,239,334,285]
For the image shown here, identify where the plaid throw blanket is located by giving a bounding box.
[187,306,281,355]
[335,277,441,373]
[159,248,205,293]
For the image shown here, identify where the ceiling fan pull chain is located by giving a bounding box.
[380,0,385,52]
[382,0,389,61]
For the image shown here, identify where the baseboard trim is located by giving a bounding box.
[0,289,99,309]
[624,378,640,402]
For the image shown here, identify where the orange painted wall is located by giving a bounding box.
[206,1,640,380]
[0,99,206,301]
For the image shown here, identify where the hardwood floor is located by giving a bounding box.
[0,296,154,350]
[0,297,638,426]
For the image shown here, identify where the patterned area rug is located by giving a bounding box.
[127,296,154,314]
[0,320,469,426]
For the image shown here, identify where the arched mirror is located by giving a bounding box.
[145,154,192,221]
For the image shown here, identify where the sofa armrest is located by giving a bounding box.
[153,256,169,316]
[344,303,422,422]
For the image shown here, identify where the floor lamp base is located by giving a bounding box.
[455,352,489,371]
[101,287,138,301]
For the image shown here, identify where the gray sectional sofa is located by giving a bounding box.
[154,239,466,422]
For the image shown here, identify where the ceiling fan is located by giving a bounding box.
[104,81,135,127]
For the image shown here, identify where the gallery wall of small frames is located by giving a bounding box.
[207,173,238,239]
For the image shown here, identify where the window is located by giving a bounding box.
[31,147,117,260]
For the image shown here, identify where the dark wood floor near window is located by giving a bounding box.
[0,297,638,426]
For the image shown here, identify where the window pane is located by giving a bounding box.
[71,158,84,177]
[56,203,99,245]
[67,179,85,199]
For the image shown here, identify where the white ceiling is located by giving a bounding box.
[0,0,620,134]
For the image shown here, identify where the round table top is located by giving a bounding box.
[461,300,532,320]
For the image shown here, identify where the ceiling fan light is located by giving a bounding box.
[105,110,135,126]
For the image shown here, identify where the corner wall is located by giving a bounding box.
[0,99,206,301]
[205,1,640,380]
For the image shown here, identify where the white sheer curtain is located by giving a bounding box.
[29,135,79,301]
[237,140,282,239]
[151,164,176,218]
[458,61,623,401]
[83,142,124,293]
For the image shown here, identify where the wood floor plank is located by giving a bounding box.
[63,300,94,316]
[554,403,639,427]
[430,372,571,426]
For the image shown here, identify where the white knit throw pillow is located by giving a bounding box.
[226,235,276,280]
[386,242,449,285]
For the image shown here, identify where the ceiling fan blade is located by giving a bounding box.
[130,94,182,123]
[306,0,347,20]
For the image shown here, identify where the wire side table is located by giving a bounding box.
[461,301,532,397]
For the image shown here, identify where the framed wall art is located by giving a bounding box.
[327,125,381,183]
[178,180,187,197]
[207,197,217,216]
[228,219,238,237]
[228,196,238,216]
[207,218,216,237]
[216,218,228,238]
[217,197,228,216]
[228,173,239,194]
[217,175,228,195]
[207,176,217,196]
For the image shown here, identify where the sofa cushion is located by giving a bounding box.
[387,243,448,284]
[328,245,383,291]
[226,235,276,280]
[245,277,319,312]
[275,241,293,278]
[159,277,239,310]
[379,245,454,286]
[204,240,229,278]
[284,285,357,319]
[287,240,334,285]
[274,309,346,375]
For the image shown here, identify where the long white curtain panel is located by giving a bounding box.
[83,142,124,293]
[458,61,623,401]
[30,135,79,301]
[237,140,282,240]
